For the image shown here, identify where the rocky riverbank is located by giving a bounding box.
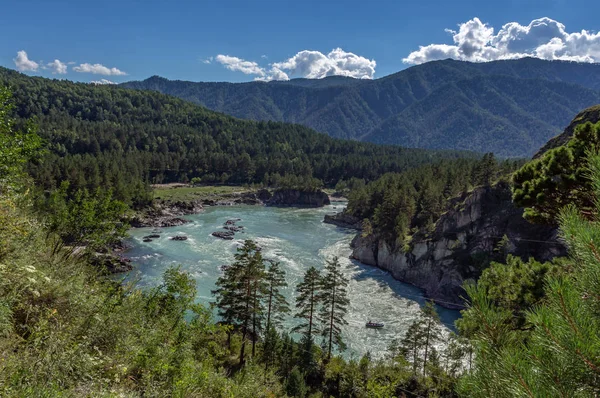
[131,188,332,228]
[114,187,332,273]
[325,182,567,309]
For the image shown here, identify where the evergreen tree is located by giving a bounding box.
[285,367,307,398]
[459,153,600,396]
[512,121,600,224]
[318,256,350,360]
[421,300,441,376]
[212,239,265,366]
[475,152,497,186]
[262,259,289,369]
[400,319,426,375]
[293,266,322,342]
[293,266,322,370]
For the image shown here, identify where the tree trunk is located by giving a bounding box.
[240,280,251,366]
[327,281,336,360]
[412,339,418,375]
[423,319,431,376]
[264,284,274,371]
[252,280,258,358]
[308,282,314,338]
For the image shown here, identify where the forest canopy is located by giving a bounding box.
[0,67,476,207]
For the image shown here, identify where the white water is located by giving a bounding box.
[124,203,460,358]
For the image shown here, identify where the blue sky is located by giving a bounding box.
[1,0,599,83]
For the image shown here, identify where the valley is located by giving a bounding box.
[124,204,460,358]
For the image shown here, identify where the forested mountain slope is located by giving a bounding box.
[122,58,600,156]
[0,67,472,206]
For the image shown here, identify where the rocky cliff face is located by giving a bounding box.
[341,182,566,308]
[266,189,330,207]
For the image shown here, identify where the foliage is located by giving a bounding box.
[36,181,128,248]
[212,240,266,365]
[0,67,476,207]
[318,256,350,359]
[458,152,600,397]
[458,255,567,334]
[123,58,600,156]
[0,86,42,188]
[513,120,600,224]
[346,156,523,245]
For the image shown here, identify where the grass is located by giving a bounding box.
[153,185,251,202]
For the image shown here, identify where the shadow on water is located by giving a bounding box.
[347,257,462,331]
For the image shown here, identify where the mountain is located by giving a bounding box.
[122,58,600,157]
[533,104,600,157]
[0,66,474,205]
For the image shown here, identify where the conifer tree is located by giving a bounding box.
[400,319,426,375]
[212,239,265,366]
[293,266,322,370]
[262,259,289,369]
[318,256,350,360]
[421,300,441,376]
[458,152,600,396]
[293,266,322,342]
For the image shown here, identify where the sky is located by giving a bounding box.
[1,0,599,84]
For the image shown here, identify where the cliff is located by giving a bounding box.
[343,183,566,308]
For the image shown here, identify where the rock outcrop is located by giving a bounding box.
[323,213,362,230]
[266,189,330,207]
[347,182,566,308]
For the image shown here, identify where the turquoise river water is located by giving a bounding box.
[124,203,460,358]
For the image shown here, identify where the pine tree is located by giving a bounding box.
[421,300,441,376]
[285,366,307,398]
[212,239,265,366]
[262,259,289,369]
[318,256,350,360]
[400,319,426,375]
[293,266,322,370]
[293,266,322,342]
[458,152,600,396]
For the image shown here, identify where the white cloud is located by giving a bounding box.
[46,59,67,74]
[215,55,266,77]
[403,17,600,64]
[73,63,127,76]
[90,79,116,85]
[214,48,376,81]
[202,56,213,64]
[13,50,39,72]
[273,48,376,79]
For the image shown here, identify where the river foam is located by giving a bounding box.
[125,204,460,358]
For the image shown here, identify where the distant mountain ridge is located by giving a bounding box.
[122,58,600,157]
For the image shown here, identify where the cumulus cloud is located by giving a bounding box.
[215,55,266,77]
[214,48,376,81]
[73,63,127,76]
[403,17,600,64]
[90,79,116,85]
[14,50,39,72]
[46,59,67,74]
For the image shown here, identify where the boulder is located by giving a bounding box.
[212,231,235,240]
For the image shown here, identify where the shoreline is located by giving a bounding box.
[106,186,343,273]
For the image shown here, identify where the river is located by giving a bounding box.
[124,203,461,358]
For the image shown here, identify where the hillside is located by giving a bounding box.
[122,58,600,157]
[0,67,473,206]
[533,104,600,157]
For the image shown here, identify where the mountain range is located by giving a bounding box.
[122,58,600,157]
